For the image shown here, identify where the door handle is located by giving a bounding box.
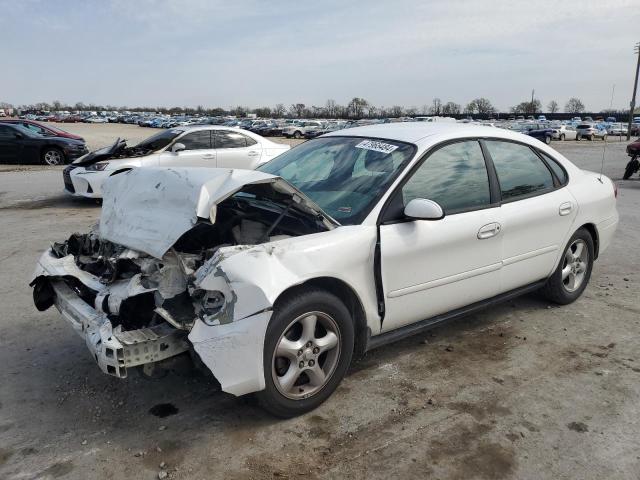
[247,151,260,157]
[202,154,215,159]
[559,202,573,216]
[477,222,501,239]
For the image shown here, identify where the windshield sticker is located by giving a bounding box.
[355,140,398,154]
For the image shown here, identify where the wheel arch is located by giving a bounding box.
[580,222,600,259]
[273,276,369,358]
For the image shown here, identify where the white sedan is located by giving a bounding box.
[32,123,618,417]
[63,126,290,198]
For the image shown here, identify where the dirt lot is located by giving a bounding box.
[0,126,639,479]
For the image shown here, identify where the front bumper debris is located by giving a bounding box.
[50,279,189,378]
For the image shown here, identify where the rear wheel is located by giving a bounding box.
[589,134,595,141]
[257,288,354,418]
[576,134,582,141]
[42,147,65,166]
[540,228,594,305]
[293,131,302,139]
[602,134,607,142]
[560,134,565,141]
[623,157,639,180]
[545,135,551,145]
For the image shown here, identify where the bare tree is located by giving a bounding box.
[348,97,369,118]
[429,98,442,115]
[325,99,337,118]
[564,97,585,114]
[465,98,495,115]
[272,103,285,118]
[442,102,461,115]
[389,105,404,117]
[547,100,559,113]
[289,103,306,117]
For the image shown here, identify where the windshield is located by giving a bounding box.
[134,129,183,151]
[258,136,416,224]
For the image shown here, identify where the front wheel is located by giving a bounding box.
[545,135,551,145]
[602,134,607,142]
[576,134,582,141]
[540,228,594,305]
[257,288,354,418]
[42,147,65,166]
[293,131,302,139]
[560,134,565,141]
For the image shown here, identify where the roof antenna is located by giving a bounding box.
[599,84,616,183]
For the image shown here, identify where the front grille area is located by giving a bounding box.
[63,165,77,193]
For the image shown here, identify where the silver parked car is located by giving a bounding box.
[551,125,577,141]
[576,124,607,141]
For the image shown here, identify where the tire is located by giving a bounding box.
[576,135,582,141]
[540,228,594,305]
[41,147,65,166]
[560,134,565,141]
[602,135,607,142]
[256,288,354,418]
[589,134,595,141]
[623,158,639,180]
[545,135,551,145]
[293,131,302,139]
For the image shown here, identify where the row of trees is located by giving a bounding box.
[3,97,629,119]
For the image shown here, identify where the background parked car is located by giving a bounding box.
[551,124,577,141]
[282,120,323,139]
[576,124,607,141]
[607,123,628,136]
[0,123,88,165]
[0,119,85,141]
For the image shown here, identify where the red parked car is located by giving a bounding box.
[0,119,84,141]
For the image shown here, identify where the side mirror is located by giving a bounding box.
[171,142,186,153]
[404,198,445,221]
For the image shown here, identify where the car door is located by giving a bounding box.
[214,130,263,169]
[158,130,216,167]
[0,125,21,162]
[483,140,577,291]
[379,140,503,332]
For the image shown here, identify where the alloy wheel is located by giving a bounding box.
[561,239,589,292]
[271,311,341,400]
[44,149,63,165]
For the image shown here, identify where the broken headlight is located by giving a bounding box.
[86,162,109,171]
[192,289,226,325]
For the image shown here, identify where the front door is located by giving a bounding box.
[379,140,503,332]
[159,130,216,167]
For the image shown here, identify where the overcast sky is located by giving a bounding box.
[2,0,639,111]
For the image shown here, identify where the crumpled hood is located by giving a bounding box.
[99,167,337,259]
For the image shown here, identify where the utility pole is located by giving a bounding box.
[627,42,640,141]
[531,89,535,114]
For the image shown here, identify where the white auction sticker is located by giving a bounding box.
[355,139,398,154]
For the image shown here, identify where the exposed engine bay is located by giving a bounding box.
[35,183,329,337]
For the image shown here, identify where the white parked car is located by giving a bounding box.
[551,124,577,141]
[606,123,628,136]
[282,120,323,138]
[63,126,290,198]
[576,124,607,141]
[32,123,618,417]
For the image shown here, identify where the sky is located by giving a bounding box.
[2,0,639,112]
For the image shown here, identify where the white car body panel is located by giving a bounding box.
[35,123,618,398]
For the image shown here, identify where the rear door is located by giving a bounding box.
[158,130,216,167]
[483,140,577,290]
[379,140,503,332]
[214,130,263,169]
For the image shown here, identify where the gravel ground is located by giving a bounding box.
[0,128,639,480]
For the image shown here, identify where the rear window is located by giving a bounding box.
[577,124,592,129]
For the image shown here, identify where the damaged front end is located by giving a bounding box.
[31,167,337,391]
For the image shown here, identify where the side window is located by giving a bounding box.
[0,125,15,139]
[245,135,257,146]
[485,140,554,201]
[24,123,45,134]
[539,151,568,184]
[216,131,249,148]
[402,141,491,213]
[179,131,211,150]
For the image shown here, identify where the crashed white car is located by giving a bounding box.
[63,126,289,199]
[32,123,618,417]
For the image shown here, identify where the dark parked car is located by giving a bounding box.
[520,123,553,144]
[0,123,88,165]
[0,118,84,141]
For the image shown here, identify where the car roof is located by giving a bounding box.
[322,122,532,145]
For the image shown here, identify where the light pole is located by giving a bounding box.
[627,42,640,141]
